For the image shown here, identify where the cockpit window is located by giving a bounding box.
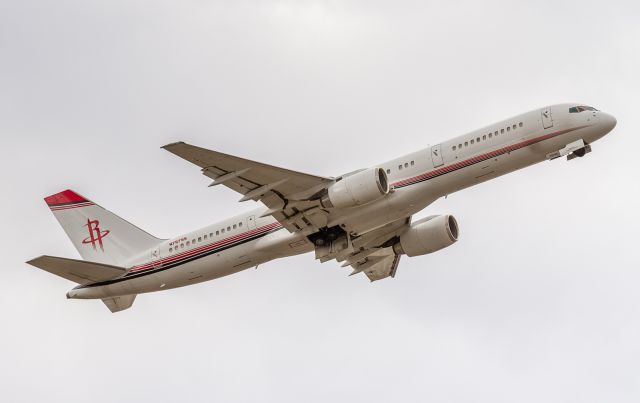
[569,105,598,113]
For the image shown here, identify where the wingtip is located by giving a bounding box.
[25,255,46,267]
[161,141,186,150]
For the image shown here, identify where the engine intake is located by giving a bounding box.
[393,215,459,257]
[321,167,389,209]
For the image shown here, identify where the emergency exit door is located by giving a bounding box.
[431,144,444,167]
[541,107,553,129]
[151,247,162,269]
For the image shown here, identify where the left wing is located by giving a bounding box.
[163,142,334,233]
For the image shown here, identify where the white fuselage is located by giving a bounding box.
[68,104,616,300]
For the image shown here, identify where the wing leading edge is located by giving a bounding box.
[162,142,334,233]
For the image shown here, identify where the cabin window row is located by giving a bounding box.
[386,160,415,174]
[168,221,244,253]
[451,122,523,151]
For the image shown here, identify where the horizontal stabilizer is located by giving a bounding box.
[102,294,136,313]
[26,255,126,284]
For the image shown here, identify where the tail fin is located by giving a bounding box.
[45,189,162,266]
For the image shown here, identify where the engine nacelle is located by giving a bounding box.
[393,215,459,257]
[322,167,390,209]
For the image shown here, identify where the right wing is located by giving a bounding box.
[322,217,410,282]
[163,142,334,233]
[346,247,402,282]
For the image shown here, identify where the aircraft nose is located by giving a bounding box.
[600,112,617,133]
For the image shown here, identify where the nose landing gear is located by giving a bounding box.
[567,144,592,160]
[546,139,592,161]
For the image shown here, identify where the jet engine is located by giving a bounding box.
[393,215,459,257]
[321,168,390,209]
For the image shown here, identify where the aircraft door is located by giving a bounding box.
[542,107,553,129]
[151,247,162,269]
[247,215,256,229]
[431,144,444,168]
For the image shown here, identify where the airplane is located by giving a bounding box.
[27,104,616,312]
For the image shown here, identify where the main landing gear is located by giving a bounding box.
[308,226,352,263]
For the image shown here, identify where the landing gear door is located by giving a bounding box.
[431,144,444,168]
[542,107,553,129]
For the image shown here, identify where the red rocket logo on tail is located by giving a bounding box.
[82,219,110,251]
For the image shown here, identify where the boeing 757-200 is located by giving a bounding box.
[27,104,616,312]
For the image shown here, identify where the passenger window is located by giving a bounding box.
[386,169,390,174]
[470,139,474,144]
[512,124,516,130]
[476,137,480,142]
[169,248,172,253]
[464,141,468,146]
[410,160,414,166]
[483,135,487,140]
[519,122,523,127]
[221,229,225,233]
[488,133,492,138]
[458,143,462,149]
[452,146,456,151]
[204,234,207,240]
[238,222,242,227]
[180,243,184,248]
[404,163,408,168]
[494,131,498,136]
[501,129,504,134]
[216,231,219,236]
[233,224,237,229]
[227,226,231,231]
[198,237,202,242]
[186,241,190,246]
[507,126,510,132]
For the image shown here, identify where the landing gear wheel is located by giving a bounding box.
[574,148,586,157]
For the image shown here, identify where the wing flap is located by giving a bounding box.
[27,255,126,284]
[346,247,402,282]
[327,217,410,281]
[362,252,402,282]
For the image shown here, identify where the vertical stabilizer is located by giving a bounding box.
[45,190,162,266]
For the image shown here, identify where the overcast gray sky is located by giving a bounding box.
[1,1,639,402]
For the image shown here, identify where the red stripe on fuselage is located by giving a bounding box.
[391,125,587,188]
[129,222,283,273]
